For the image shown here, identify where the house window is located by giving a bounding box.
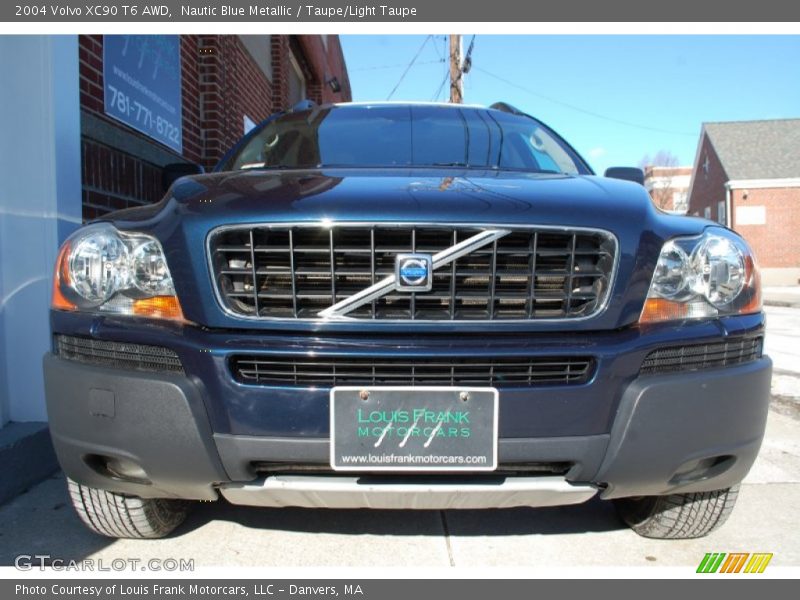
[672,192,688,213]
[239,35,273,81]
[704,206,711,220]
[717,200,726,226]
[288,52,306,105]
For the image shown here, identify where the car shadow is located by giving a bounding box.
[174,495,626,538]
[0,474,116,566]
[0,474,627,567]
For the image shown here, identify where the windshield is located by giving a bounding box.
[220,104,590,175]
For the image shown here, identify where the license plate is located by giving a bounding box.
[330,386,498,472]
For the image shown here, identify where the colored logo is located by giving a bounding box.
[697,552,773,574]
[395,254,433,292]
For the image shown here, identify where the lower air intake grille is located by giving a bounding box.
[55,335,183,374]
[640,337,763,376]
[231,355,594,387]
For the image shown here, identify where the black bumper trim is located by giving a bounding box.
[43,353,772,502]
[213,433,610,482]
[44,354,226,500]
[597,356,772,498]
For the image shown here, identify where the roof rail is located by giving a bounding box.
[288,99,317,113]
[489,102,528,117]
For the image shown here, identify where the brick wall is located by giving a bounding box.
[81,139,164,219]
[79,40,162,218]
[180,36,204,164]
[687,134,728,220]
[686,131,800,270]
[78,35,104,115]
[78,34,351,220]
[731,187,800,269]
[270,36,291,111]
[297,35,352,104]
[198,36,274,169]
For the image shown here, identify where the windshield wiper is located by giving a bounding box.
[240,164,306,171]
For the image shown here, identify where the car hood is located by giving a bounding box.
[107,168,708,333]
[114,167,661,231]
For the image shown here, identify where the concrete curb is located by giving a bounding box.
[0,422,59,506]
[764,299,800,309]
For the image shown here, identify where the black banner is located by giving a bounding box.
[3,0,800,22]
[4,579,797,600]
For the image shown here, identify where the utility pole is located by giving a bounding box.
[449,34,463,104]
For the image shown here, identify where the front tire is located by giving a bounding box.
[67,478,189,539]
[614,486,739,539]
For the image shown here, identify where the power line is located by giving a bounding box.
[431,72,448,102]
[354,59,443,72]
[442,36,448,101]
[473,66,696,137]
[431,35,446,62]
[386,35,432,100]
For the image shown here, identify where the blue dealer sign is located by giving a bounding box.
[103,35,183,153]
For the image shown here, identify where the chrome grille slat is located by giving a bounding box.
[288,229,298,317]
[410,228,417,320]
[370,227,376,318]
[231,355,595,387]
[210,224,616,321]
[565,233,577,314]
[449,229,457,320]
[249,230,260,317]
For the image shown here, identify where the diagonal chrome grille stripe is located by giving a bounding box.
[317,228,511,319]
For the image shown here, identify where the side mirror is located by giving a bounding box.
[162,162,204,192]
[604,167,645,186]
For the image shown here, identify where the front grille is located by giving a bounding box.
[54,335,183,373]
[251,462,573,477]
[640,337,763,376]
[230,355,595,387]
[209,224,616,321]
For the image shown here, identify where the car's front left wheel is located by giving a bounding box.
[614,486,739,539]
[67,478,189,539]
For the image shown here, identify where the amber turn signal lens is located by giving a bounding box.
[639,298,689,323]
[51,242,77,311]
[740,255,763,314]
[132,296,185,320]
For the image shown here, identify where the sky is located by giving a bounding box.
[339,35,800,174]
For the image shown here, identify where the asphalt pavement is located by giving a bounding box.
[1,305,798,569]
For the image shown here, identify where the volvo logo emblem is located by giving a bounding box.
[395,253,433,292]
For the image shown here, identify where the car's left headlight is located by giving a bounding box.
[52,223,184,320]
[639,227,761,324]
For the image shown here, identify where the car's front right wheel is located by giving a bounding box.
[614,486,739,539]
[67,478,189,539]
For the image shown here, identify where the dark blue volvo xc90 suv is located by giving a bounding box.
[44,102,771,539]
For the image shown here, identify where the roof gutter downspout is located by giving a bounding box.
[725,182,732,229]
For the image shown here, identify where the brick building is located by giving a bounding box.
[79,35,351,220]
[643,165,692,214]
[687,119,800,286]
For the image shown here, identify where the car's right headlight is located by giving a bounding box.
[52,223,184,321]
[639,227,761,324]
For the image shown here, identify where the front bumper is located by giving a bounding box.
[43,346,772,506]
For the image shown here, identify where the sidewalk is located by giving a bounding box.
[763,286,800,308]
